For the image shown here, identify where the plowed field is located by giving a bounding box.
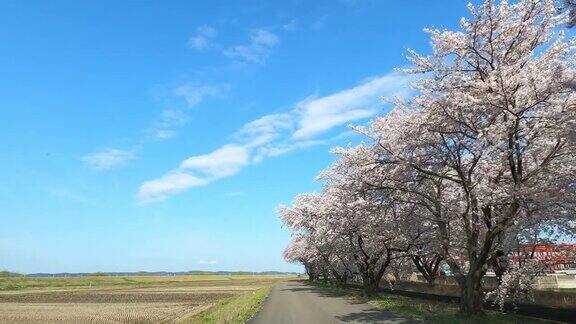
[0,275,287,323]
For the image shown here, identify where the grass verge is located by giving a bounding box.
[311,283,552,324]
[182,285,272,323]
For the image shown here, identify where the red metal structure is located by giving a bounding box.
[509,244,576,272]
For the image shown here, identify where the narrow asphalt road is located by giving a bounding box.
[249,281,420,324]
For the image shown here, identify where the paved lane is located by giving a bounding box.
[249,281,419,324]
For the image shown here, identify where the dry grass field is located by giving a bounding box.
[0,275,290,323]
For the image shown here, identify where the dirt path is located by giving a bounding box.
[249,281,420,324]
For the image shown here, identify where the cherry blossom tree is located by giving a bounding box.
[281,0,575,317]
[279,193,357,286]
[318,145,429,294]
[368,0,575,315]
[283,236,321,282]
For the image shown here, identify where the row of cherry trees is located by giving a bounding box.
[280,0,575,316]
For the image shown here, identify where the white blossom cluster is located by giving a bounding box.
[486,259,547,310]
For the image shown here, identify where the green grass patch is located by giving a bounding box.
[183,285,272,323]
[311,283,552,324]
[366,295,553,324]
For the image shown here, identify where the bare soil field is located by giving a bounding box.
[0,302,209,323]
[0,275,289,323]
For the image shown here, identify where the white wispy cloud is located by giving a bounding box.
[137,145,250,203]
[197,260,218,265]
[173,83,229,108]
[234,113,294,147]
[188,25,217,51]
[86,82,228,171]
[253,139,324,163]
[282,20,299,32]
[149,83,229,141]
[180,145,250,178]
[149,109,189,140]
[82,148,135,171]
[292,73,411,139]
[138,72,412,203]
[224,29,280,64]
[138,172,208,203]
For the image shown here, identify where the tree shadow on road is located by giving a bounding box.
[280,281,367,304]
[336,310,420,323]
[281,282,422,322]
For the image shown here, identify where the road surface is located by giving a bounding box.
[249,281,420,323]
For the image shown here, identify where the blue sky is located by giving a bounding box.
[0,0,469,273]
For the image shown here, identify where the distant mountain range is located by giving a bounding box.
[21,270,300,277]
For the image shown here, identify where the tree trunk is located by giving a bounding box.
[330,269,348,286]
[304,264,317,282]
[321,269,329,284]
[492,251,507,285]
[459,274,485,317]
[361,263,388,295]
[361,274,380,294]
[412,254,442,287]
